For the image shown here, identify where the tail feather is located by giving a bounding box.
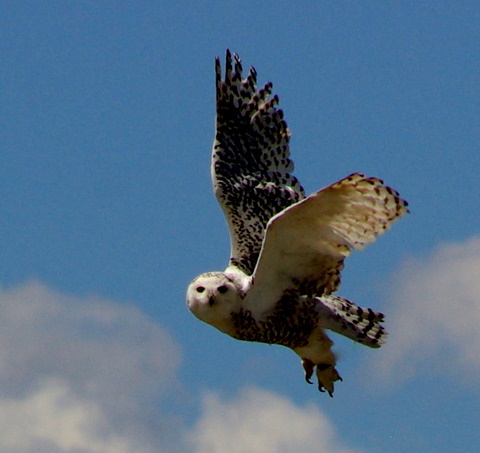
[315,295,387,347]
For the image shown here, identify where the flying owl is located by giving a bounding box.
[187,50,408,396]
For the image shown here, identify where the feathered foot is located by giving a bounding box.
[302,359,342,397]
[302,358,315,384]
[316,363,342,397]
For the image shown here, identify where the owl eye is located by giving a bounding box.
[217,285,228,294]
[196,286,205,293]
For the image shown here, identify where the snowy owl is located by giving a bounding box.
[186,50,408,396]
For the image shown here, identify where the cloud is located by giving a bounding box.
[373,236,480,384]
[0,378,137,453]
[0,281,183,453]
[0,281,373,452]
[188,387,362,453]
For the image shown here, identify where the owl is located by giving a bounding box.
[187,50,408,396]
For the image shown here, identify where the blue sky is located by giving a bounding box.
[1,1,479,452]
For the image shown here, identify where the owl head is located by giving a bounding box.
[186,272,242,334]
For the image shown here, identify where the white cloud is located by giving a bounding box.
[0,281,379,452]
[373,236,480,384]
[0,281,184,453]
[0,378,135,453]
[188,387,362,453]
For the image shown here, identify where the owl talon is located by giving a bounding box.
[302,358,314,384]
[316,364,342,397]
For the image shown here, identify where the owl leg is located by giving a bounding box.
[296,330,342,396]
[316,363,342,397]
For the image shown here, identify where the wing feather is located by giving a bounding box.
[245,173,409,314]
[212,50,304,275]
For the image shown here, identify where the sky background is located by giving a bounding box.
[1,1,479,452]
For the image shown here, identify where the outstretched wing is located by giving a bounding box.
[245,173,409,313]
[212,50,305,276]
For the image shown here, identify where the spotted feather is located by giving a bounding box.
[213,50,304,275]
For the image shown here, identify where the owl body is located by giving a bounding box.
[186,51,408,396]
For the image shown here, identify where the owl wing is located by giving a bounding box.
[245,173,409,314]
[212,50,305,276]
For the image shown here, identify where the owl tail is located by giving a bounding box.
[316,295,387,347]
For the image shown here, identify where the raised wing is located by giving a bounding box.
[212,50,305,275]
[245,173,409,314]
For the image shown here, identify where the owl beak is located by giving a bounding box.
[208,296,215,306]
